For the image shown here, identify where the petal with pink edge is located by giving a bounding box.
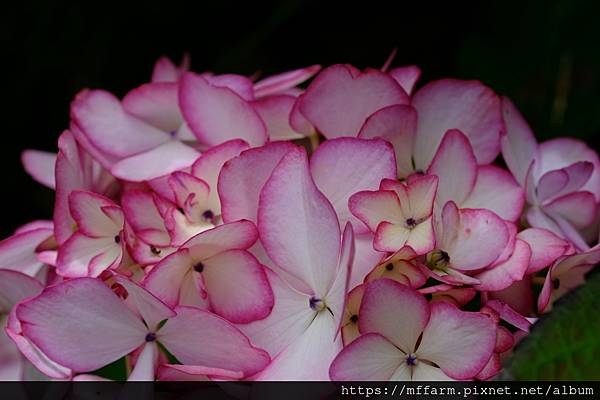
[359,279,429,353]
[151,55,186,83]
[388,65,421,95]
[157,364,243,381]
[56,234,121,278]
[427,129,477,206]
[111,141,200,182]
[202,249,273,323]
[218,142,299,223]
[182,220,258,260]
[0,228,52,275]
[311,138,397,232]
[122,82,182,132]
[413,79,503,169]
[143,249,194,307]
[122,190,171,247]
[358,104,417,177]
[158,306,270,377]
[70,89,170,157]
[462,165,525,222]
[252,95,304,140]
[179,73,267,147]
[297,64,409,138]
[69,191,122,237]
[473,239,531,291]
[128,342,158,381]
[544,191,597,228]
[17,278,146,372]
[258,147,341,296]
[349,190,403,234]
[21,150,56,189]
[517,228,570,274]
[326,223,355,335]
[417,302,496,380]
[0,270,43,313]
[330,333,404,381]
[253,65,321,98]
[500,97,539,186]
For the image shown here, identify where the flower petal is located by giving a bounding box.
[69,191,122,237]
[143,249,194,308]
[413,79,503,169]
[182,220,258,260]
[544,191,597,228]
[157,364,243,381]
[252,95,304,140]
[219,142,297,223]
[473,239,532,291]
[0,228,53,275]
[311,138,397,232]
[202,249,273,323]
[21,150,56,189]
[0,270,43,313]
[258,147,341,296]
[517,228,570,274]
[70,89,170,158]
[297,64,409,138]
[359,279,429,354]
[427,129,477,207]
[122,190,171,247]
[158,306,270,378]
[349,190,403,232]
[56,234,121,278]
[417,302,496,380]
[388,65,421,95]
[253,65,321,98]
[17,278,146,372]
[330,333,404,381]
[111,141,200,182]
[179,73,267,147]
[122,82,182,132]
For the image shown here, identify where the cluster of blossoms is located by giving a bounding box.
[2,55,600,381]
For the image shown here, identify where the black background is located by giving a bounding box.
[2,0,599,237]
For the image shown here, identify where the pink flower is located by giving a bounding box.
[15,277,269,379]
[350,175,438,254]
[330,279,496,380]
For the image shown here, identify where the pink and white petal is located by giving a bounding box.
[536,169,569,202]
[56,234,120,278]
[0,317,25,380]
[69,191,122,237]
[14,220,53,235]
[218,142,297,223]
[239,268,315,357]
[554,161,595,199]
[17,278,146,372]
[544,191,597,228]
[473,239,531,291]
[288,99,315,136]
[252,95,303,140]
[258,147,341,296]
[421,266,481,286]
[462,165,525,222]
[538,138,600,201]
[158,306,270,377]
[445,208,509,271]
[349,233,386,288]
[500,97,539,186]
[114,276,176,331]
[21,150,56,189]
[143,249,194,307]
[388,66,421,95]
[122,190,171,247]
[0,228,52,275]
[0,270,43,313]
[70,89,170,158]
[202,249,273,323]
[122,82,182,132]
[475,353,501,381]
[326,223,355,334]
[157,364,243,381]
[349,190,404,232]
[205,74,255,101]
[417,302,496,380]
[358,105,417,177]
[253,65,321,98]
[128,342,158,381]
[427,129,477,206]
[359,279,429,353]
[406,218,435,255]
[412,363,454,381]
[5,310,72,379]
[179,73,267,147]
[374,222,411,252]
[330,333,404,381]
[252,311,340,380]
[151,56,181,83]
[311,137,397,233]
[526,206,561,234]
[297,64,409,139]
[405,174,438,219]
[412,79,503,169]
[182,220,258,260]
[517,228,570,274]
[168,172,210,216]
[111,141,200,182]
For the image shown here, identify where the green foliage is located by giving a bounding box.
[503,268,600,380]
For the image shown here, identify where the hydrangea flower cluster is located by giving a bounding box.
[2,55,599,381]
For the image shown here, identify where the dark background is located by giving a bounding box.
[2,0,599,238]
